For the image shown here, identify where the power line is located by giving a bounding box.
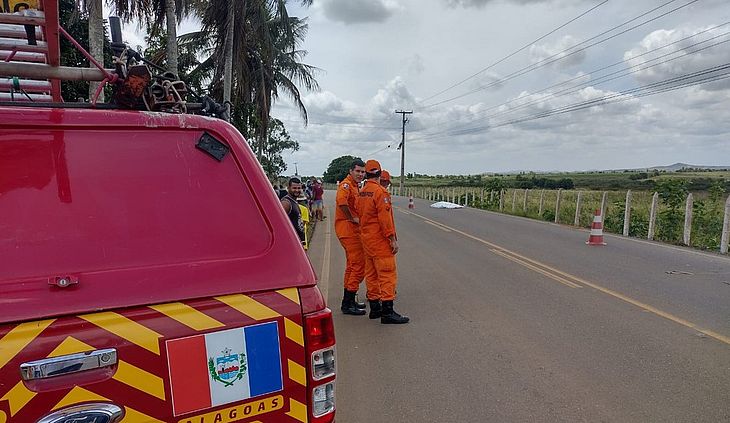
[418,0,609,104]
[413,29,730,139]
[482,35,730,122]
[418,22,730,133]
[409,62,730,142]
[420,0,699,109]
[289,121,400,129]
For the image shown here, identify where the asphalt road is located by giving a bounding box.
[307,192,730,423]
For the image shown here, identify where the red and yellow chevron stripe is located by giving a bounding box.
[0,287,309,423]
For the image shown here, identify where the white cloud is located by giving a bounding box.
[624,25,730,92]
[529,35,587,68]
[445,0,552,8]
[275,0,730,174]
[370,77,418,114]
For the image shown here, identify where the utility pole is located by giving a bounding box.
[395,110,413,196]
[293,162,299,176]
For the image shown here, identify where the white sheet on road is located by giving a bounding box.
[429,201,464,209]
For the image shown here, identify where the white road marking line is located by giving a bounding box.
[401,207,730,346]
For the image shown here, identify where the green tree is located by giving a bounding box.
[656,179,688,243]
[250,119,299,179]
[323,155,361,183]
[691,181,726,249]
[59,0,112,101]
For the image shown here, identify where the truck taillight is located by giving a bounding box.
[304,308,336,422]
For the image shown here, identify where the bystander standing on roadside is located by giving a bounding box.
[312,179,325,221]
[281,177,306,248]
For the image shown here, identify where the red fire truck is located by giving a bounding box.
[0,1,336,422]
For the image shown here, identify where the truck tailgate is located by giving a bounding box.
[0,288,310,423]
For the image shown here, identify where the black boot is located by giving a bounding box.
[341,289,366,316]
[380,300,409,324]
[354,293,366,310]
[368,300,382,319]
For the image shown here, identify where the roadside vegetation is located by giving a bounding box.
[396,169,728,252]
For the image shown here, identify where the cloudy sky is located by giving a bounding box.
[123,0,730,176]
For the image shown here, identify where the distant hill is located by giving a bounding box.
[646,163,730,172]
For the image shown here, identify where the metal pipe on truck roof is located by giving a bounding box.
[0,62,111,81]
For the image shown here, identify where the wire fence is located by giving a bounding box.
[402,186,730,254]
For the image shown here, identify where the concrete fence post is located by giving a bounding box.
[481,189,485,206]
[648,192,659,240]
[490,190,495,203]
[523,189,529,212]
[499,190,505,211]
[465,191,469,207]
[683,193,693,246]
[452,188,456,203]
[539,190,545,215]
[555,189,562,223]
[511,189,517,212]
[623,190,632,236]
[600,191,608,218]
[721,196,730,254]
[574,191,583,226]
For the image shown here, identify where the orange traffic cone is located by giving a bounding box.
[408,196,415,209]
[586,209,606,246]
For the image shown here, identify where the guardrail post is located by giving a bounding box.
[523,189,529,212]
[574,191,583,226]
[623,190,632,236]
[555,189,562,223]
[600,191,608,218]
[648,192,659,240]
[499,190,505,211]
[683,193,693,246]
[539,190,545,215]
[721,196,730,254]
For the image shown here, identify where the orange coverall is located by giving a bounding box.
[335,174,371,296]
[358,179,398,301]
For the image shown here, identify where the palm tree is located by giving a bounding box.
[85,0,104,100]
[110,0,193,77]
[193,0,318,156]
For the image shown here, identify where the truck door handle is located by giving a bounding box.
[20,349,117,381]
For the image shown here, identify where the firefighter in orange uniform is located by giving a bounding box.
[335,158,368,315]
[359,160,409,324]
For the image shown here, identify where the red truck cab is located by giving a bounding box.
[0,106,335,423]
